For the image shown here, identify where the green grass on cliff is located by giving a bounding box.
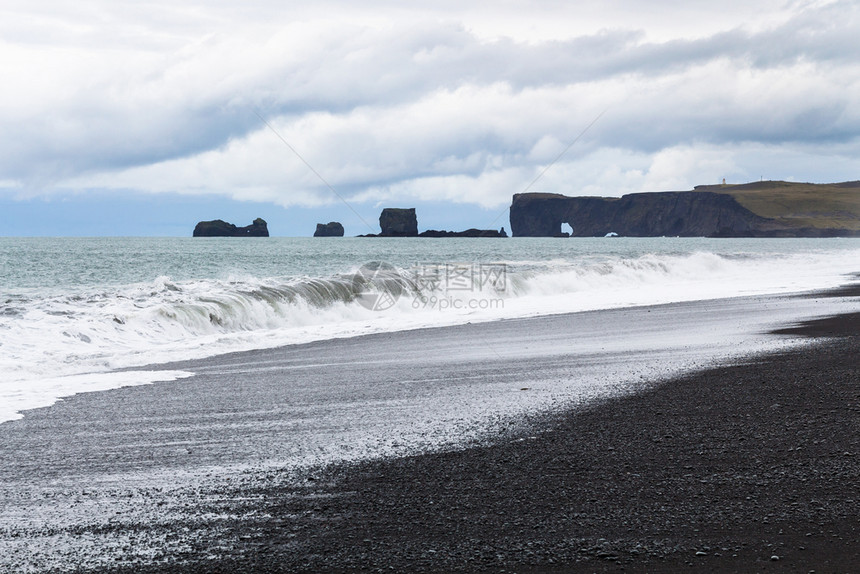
[695,181,860,230]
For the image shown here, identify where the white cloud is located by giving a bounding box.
[2,0,859,212]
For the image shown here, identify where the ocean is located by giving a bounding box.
[1,236,858,424]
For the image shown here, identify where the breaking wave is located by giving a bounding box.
[1,246,857,417]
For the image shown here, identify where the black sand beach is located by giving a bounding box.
[114,312,859,574]
[0,289,857,573]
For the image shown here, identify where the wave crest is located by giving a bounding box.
[1,248,856,387]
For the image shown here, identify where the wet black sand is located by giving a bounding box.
[104,310,860,574]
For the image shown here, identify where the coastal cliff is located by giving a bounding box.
[193,218,269,237]
[510,181,860,237]
[510,192,771,237]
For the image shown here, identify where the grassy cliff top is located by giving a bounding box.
[694,180,860,230]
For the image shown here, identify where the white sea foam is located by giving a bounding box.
[1,242,858,423]
[0,370,194,423]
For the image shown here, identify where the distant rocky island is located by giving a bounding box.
[510,181,860,237]
[379,208,419,236]
[360,208,507,238]
[314,222,345,237]
[193,218,269,237]
[190,180,857,238]
[419,228,508,238]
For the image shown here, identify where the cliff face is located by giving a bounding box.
[509,193,578,237]
[193,218,269,237]
[698,180,860,232]
[509,191,859,237]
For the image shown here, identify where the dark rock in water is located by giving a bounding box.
[379,208,418,237]
[510,188,860,238]
[419,228,508,238]
[314,222,344,237]
[359,208,507,238]
[510,192,773,237]
[193,218,269,237]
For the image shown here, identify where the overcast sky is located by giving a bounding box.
[1,0,858,235]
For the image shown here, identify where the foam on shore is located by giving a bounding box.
[2,245,858,423]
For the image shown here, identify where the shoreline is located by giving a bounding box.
[0,285,857,572]
[125,312,860,574]
[4,238,859,420]
[3,284,852,427]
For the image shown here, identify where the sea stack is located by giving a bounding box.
[418,228,508,238]
[379,208,418,237]
[193,218,269,237]
[313,222,345,237]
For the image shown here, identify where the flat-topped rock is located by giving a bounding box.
[314,222,345,237]
[379,208,418,237]
[193,218,269,237]
[419,228,508,238]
